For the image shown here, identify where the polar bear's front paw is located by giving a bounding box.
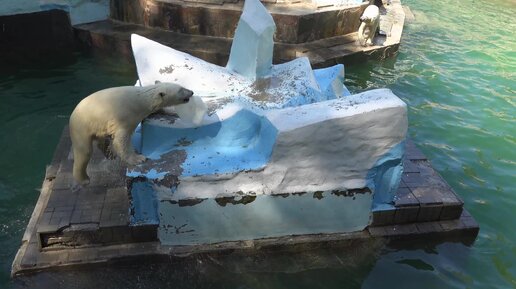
[71,178,89,192]
[126,154,147,166]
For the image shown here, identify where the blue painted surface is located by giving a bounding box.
[140,109,278,177]
[129,181,159,225]
[367,140,405,211]
[226,0,275,78]
[39,4,71,12]
[131,124,142,153]
[132,63,351,179]
[313,64,351,98]
[158,190,373,245]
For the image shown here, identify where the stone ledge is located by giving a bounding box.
[12,126,478,276]
[110,0,368,43]
[74,0,404,68]
[13,208,478,276]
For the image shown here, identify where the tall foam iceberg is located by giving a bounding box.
[226,0,275,79]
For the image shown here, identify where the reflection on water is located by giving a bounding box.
[1,0,515,287]
[347,0,515,287]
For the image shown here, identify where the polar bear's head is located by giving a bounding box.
[360,5,380,23]
[149,81,194,111]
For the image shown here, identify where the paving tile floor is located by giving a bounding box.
[12,126,478,276]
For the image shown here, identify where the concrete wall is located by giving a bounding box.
[0,0,109,25]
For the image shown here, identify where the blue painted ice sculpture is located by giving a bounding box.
[128,0,407,245]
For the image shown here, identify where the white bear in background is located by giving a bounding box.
[69,81,194,185]
[358,5,380,47]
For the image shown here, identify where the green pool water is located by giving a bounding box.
[0,0,514,287]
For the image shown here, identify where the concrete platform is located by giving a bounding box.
[11,126,478,276]
[109,0,369,44]
[74,0,405,67]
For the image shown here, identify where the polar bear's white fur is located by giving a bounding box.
[69,82,193,185]
[358,5,380,47]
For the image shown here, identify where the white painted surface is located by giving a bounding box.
[174,95,208,126]
[0,0,40,16]
[170,89,407,200]
[132,34,332,110]
[130,34,406,205]
[0,0,109,25]
[226,0,275,79]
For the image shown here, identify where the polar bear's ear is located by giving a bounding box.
[155,80,162,84]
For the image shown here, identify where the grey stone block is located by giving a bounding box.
[131,225,158,242]
[38,212,53,226]
[393,206,419,223]
[105,187,129,203]
[46,189,78,207]
[417,204,443,222]
[96,228,114,244]
[110,226,133,242]
[383,224,418,236]
[67,248,99,263]
[394,187,418,206]
[412,187,443,205]
[79,209,102,223]
[416,222,442,234]
[70,209,83,224]
[37,251,69,266]
[402,172,424,187]
[439,219,463,231]
[49,210,72,226]
[20,243,39,268]
[440,204,463,220]
[367,226,386,237]
[460,211,479,229]
[402,159,419,173]
[405,139,427,160]
[51,172,75,191]
[100,204,129,228]
[37,224,60,234]
[125,242,159,256]
[371,209,395,226]
[76,188,106,205]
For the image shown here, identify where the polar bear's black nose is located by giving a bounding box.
[182,89,193,103]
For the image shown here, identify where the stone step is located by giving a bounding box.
[371,139,465,226]
[14,209,478,276]
[74,19,396,68]
[110,0,368,44]
[35,127,157,251]
[12,126,477,276]
[35,127,466,250]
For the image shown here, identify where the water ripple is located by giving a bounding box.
[346,0,516,288]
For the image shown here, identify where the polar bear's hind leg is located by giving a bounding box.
[71,133,93,185]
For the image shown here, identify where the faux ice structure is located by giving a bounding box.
[226,0,275,79]
[128,0,407,245]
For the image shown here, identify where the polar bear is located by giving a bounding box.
[69,82,193,185]
[358,5,380,47]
